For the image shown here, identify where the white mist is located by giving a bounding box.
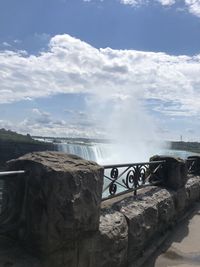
[86,92,164,164]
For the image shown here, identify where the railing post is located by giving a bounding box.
[187,156,200,175]
[7,151,104,267]
[150,155,188,190]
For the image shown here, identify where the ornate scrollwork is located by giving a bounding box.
[107,167,119,195]
[109,182,117,195]
[110,168,119,179]
[140,165,148,184]
[122,165,148,189]
[123,169,136,189]
[103,161,165,199]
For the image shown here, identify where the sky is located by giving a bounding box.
[1,0,200,141]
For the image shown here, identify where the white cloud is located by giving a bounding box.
[119,0,176,7]
[2,33,200,143]
[2,42,11,47]
[0,108,101,138]
[81,0,200,18]
[185,0,200,17]
[157,0,176,6]
[120,0,143,6]
[118,0,200,17]
[1,33,200,120]
[13,39,21,44]
[80,0,200,18]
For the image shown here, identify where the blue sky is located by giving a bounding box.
[1,0,200,55]
[1,0,200,140]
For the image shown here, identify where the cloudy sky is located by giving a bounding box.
[1,0,200,141]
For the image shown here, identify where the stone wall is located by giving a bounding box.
[7,152,103,256]
[2,152,200,267]
[99,176,200,267]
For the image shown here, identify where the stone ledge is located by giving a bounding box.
[2,152,200,267]
[7,151,104,255]
[100,175,200,267]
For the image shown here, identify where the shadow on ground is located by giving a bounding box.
[143,203,200,267]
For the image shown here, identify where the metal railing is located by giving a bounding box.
[186,157,200,174]
[0,170,25,177]
[102,160,166,200]
[0,157,198,229]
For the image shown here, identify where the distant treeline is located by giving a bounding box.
[171,141,200,154]
[0,129,56,170]
[0,128,41,144]
[33,135,112,144]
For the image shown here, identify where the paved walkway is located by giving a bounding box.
[144,203,200,267]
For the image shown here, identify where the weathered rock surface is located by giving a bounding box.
[121,203,158,261]
[78,211,128,267]
[172,188,187,214]
[7,151,104,256]
[185,176,200,204]
[1,153,200,267]
[101,176,200,266]
[151,189,175,230]
[150,155,188,190]
[105,188,174,263]
[0,237,42,267]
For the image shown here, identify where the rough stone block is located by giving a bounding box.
[150,155,188,190]
[78,211,128,267]
[43,244,78,267]
[7,151,104,255]
[173,187,187,214]
[119,202,158,262]
[152,189,175,229]
[185,177,200,203]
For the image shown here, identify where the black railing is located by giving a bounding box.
[0,170,25,177]
[0,156,199,228]
[102,160,166,200]
[186,157,200,175]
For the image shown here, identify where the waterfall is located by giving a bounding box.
[57,142,111,164]
[57,141,158,164]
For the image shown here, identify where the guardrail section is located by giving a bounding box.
[102,160,166,200]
